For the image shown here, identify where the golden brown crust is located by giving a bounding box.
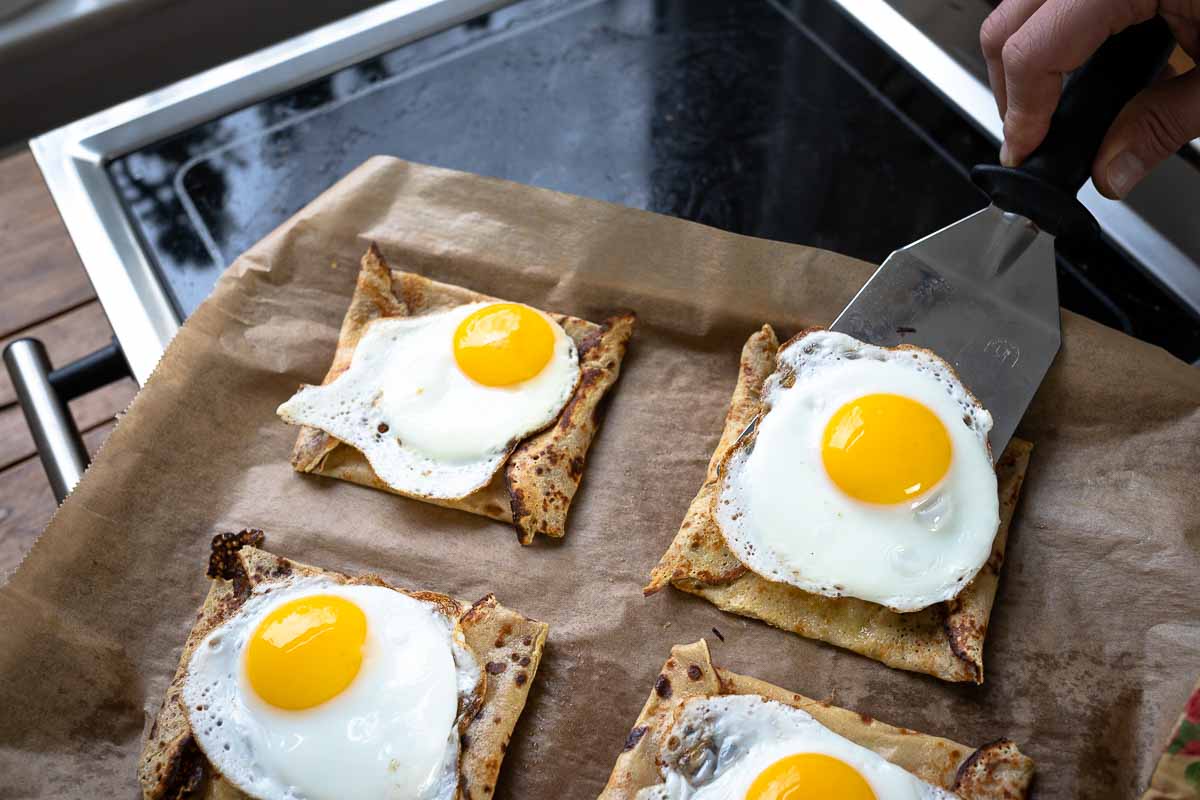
[289,244,635,542]
[953,739,1036,799]
[646,326,1033,683]
[289,245,409,473]
[505,312,636,544]
[138,538,548,800]
[645,325,778,592]
[598,640,1034,800]
[455,595,549,798]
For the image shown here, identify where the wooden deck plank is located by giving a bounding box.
[0,422,115,578]
[0,300,120,407]
[0,377,137,471]
[0,152,94,338]
[0,150,138,576]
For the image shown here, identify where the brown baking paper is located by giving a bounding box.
[0,156,1197,798]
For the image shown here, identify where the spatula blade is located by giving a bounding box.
[831,204,1060,460]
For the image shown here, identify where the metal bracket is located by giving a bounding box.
[3,338,131,503]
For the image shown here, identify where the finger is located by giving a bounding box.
[1093,67,1200,198]
[980,0,1053,117]
[1161,7,1200,58]
[1000,0,1158,166]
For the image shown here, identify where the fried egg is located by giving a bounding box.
[716,330,998,612]
[637,695,957,800]
[182,576,481,800]
[278,302,580,499]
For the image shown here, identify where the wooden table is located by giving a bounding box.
[0,150,138,575]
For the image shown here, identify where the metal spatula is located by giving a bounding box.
[831,17,1175,460]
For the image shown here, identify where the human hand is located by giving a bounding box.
[981,0,1199,199]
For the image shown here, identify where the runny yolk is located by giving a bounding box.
[453,303,555,387]
[745,753,877,800]
[245,595,367,710]
[821,393,951,505]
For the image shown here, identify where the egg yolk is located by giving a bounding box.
[452,303,555,387]
[746,753,877,800]
[245,595,367,710]
[822,393,951,505]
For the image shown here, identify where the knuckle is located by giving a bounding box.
[979,11,1009,58]
[1001,35,1034,75]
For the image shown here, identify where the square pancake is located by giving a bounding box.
[645,326,1033,683]
[599,639,1034,799]
[138,531,548,800]
[288,244,636,544]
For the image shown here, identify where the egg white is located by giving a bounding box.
[637,695,957,800]
[716,330,999,612]
[182,577,480,800]
[278,302,580,499]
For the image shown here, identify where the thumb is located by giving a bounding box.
[1093,68,1200,199]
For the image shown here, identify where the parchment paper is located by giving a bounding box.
[1,156,1197,798]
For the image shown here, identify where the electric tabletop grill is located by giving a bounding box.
[10,0,1200,499]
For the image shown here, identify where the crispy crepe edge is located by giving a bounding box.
[598,639,1034,799]
[137,532,548,800]
[645,325,1033,684]
[288,244,636,543]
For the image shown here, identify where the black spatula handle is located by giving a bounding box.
[972,16,1175,242]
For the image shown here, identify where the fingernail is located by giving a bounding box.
[1106,151,1146,199]
[999,141,1014,167]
